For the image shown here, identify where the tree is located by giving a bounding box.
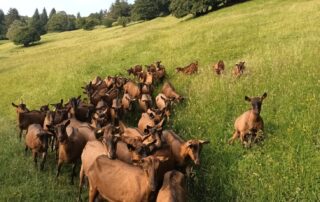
[132,0,159,20]
[30,9,42,34]
[49,8,56,19]
[83,17,99,30]
[102,17,114,28]
[169,0,192,18]
[117,16,130,27]
[39,8,48,34]
[47,11,68,32]
[67,15,76,30]
[76,12,85,29]
[108,0,131,20]
[6,20,40,47]
[5,8,20,29]
[0,9,6,39]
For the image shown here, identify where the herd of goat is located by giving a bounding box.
[11,60,267,202]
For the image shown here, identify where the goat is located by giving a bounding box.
[176,61,198,75]
[55,120,96,184]
[79,124,120,201]
[156,93,172,122]
[161,82,184,103]
[12,102,45,140]
[162,130,209,175]
[213,60,225,75]
[138,94,153,112]
[156,170,187,202]
[123,80,141,99]
[233,61,246,77]
[228,93,267,146]
[122,93,136,112]
[25,124,49,170]
[86,155,167,202]
[127,65,143,77]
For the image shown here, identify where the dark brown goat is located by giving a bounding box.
[127,65,143,76]
[176,61,198,75]
[233,61,246,77]
[213,60,225,75]
[228,93,267,146]
[12,102,45,140]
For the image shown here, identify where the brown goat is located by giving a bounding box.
[12,102,46,140]
[213,60,225,75]
[123,80,141,99]
[122,93,136,112]
[162,130,209,174]
[86,155,167,202]
[176,61,198,75]
[233,61,246,77]
[79,135,119,201]
[161,82,184,103]
[55,120,96,184]
[127,65,143,76]
[25,124,49,170]
[156,93,172,121]
[156,170,187,202]
[138,94,153,112]
[228,93,267,146]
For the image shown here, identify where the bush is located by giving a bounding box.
[117,16,130,28]
[102,18,114,28]
[83,18,99,30]
[6,20,40,47]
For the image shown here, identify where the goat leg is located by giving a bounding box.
[40,152,47,171]
[56,160,63,178]
[78,165,85,202]
[228,131,239,144]
[70,162,77,185]
[33,151,38,169]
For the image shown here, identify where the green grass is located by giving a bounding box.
[1,0,320,201]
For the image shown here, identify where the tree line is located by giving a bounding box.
[0,0,245,46]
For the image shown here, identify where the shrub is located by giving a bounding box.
[117,16,130,28]
[6,20,40,47]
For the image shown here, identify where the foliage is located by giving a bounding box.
[107,0,131,20]
[39,8,48,34]
[102,17,115,28]
[29,9,42,35]
[132,0,170,21]
[5,8,20,29]
[76,13,85,29]
[47,12,76,32]
[169,0,243,18]
[49,8,56,19]
[0,9,6,39]
[82,18,99,30]
[6,20,40,46]
[117,16,130,27]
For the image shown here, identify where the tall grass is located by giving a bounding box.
[0,0,320,201]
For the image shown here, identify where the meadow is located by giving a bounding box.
[0,0,320,201]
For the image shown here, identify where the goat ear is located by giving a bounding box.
[199,140,210,145]
[261,92,267,100]
[11,102,18,108]
[244,96,251,102]
[185,141,192,147]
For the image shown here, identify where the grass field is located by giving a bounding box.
[1,0,320,201]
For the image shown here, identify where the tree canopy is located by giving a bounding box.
[6,20,40,47]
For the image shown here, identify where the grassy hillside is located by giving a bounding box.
[1,0,320,201]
